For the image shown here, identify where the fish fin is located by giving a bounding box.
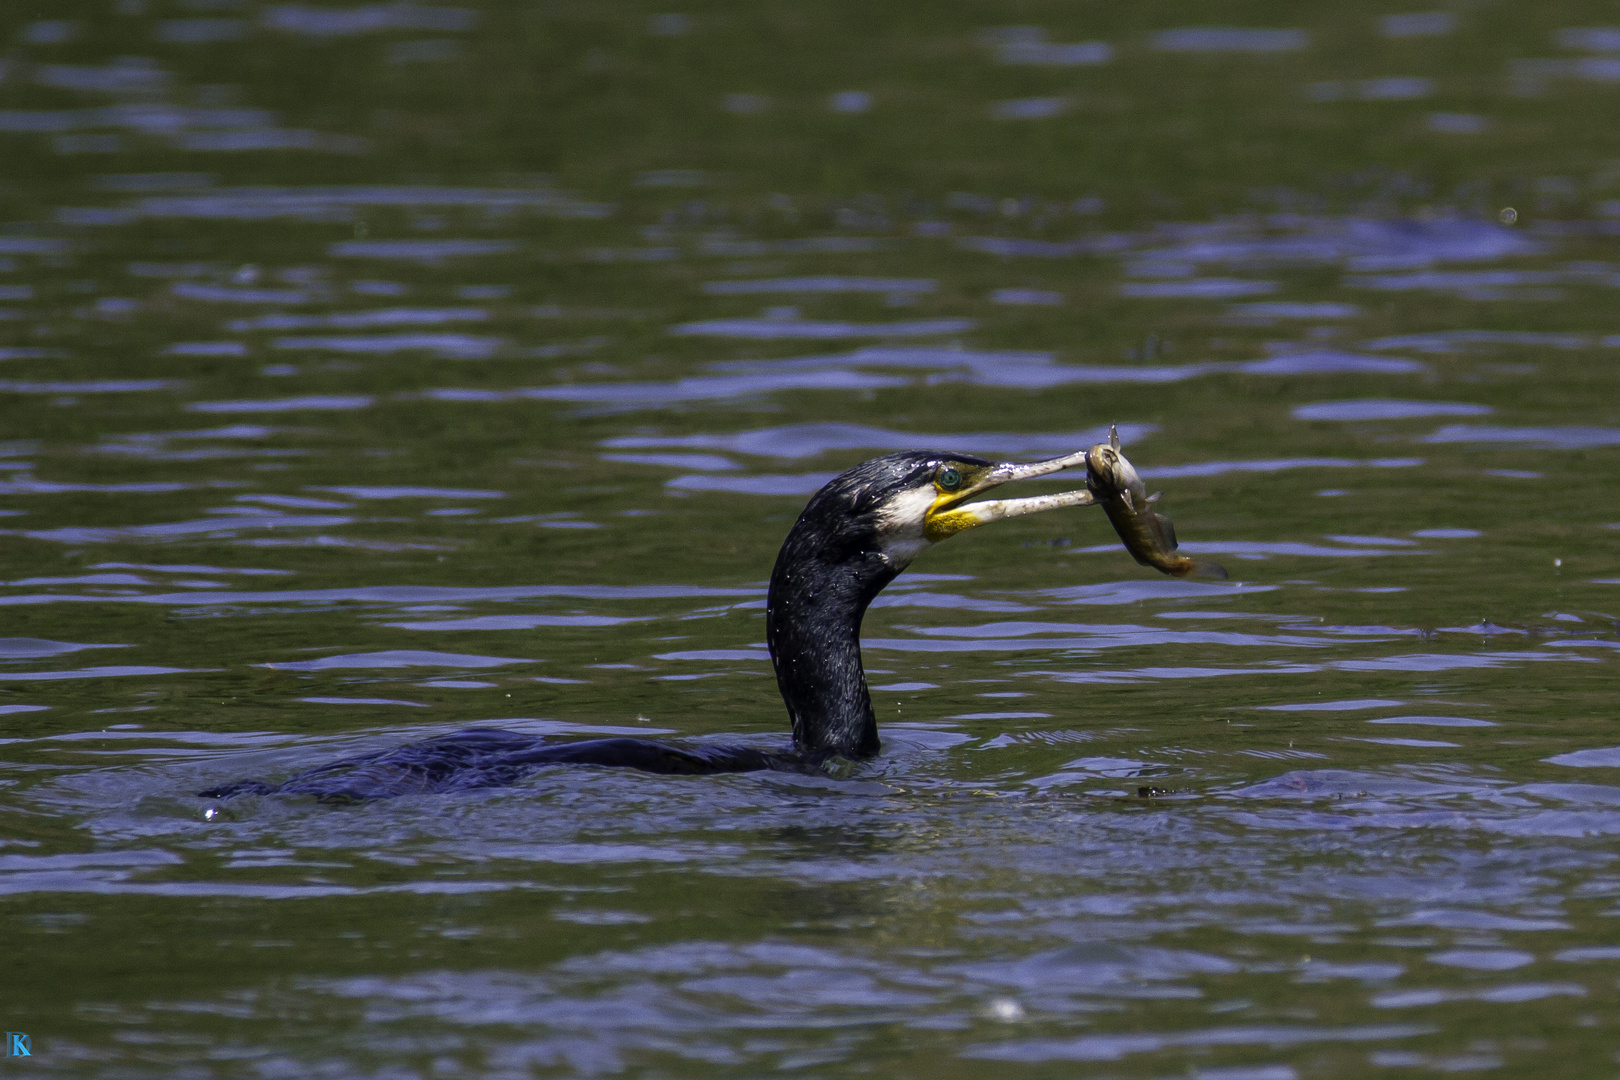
[1120,489,1134,511]
[1188,559,1228,581]
[1109,424,1120,451]
[1155,512,1179,551]
[1146,491,1162,504]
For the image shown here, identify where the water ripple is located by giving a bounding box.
[966,1023,1428,1063]
[606,420,1148,460]
[264,650,533,671]
[670,316,975,339]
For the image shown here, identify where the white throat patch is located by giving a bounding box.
[872,484,939,570]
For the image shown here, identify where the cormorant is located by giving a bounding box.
[200,449,1099,801]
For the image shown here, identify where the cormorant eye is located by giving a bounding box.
[937,466,962,491]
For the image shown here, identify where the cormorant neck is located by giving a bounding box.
[765,511,905,760]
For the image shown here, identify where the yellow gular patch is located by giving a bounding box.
[923,502,984,542]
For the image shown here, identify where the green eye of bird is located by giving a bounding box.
[938,467,961,491]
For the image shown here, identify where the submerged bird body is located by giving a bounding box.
[201,449,1099,801]
[201,729,799,802]
[1086,427,1226,581]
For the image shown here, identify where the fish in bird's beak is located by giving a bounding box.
[922,449,1096,542]
[1085,425,1226,579]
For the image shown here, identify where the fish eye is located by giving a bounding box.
[937,466,962,491]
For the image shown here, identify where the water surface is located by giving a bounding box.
[3,2,1620,1076]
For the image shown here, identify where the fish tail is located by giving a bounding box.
[1164,556,1227,580]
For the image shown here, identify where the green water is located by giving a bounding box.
[2,1,1620,1076]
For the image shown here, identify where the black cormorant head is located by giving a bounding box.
[767,448,1094,759]
[785,447,1095,575]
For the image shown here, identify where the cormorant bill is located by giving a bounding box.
[199,449,1097,801]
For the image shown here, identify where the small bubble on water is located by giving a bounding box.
[722,93,769,115]
[985,998,1025,1022]
[204,807,218,821]
[829,91,871,114]
[1499,207,1518,224]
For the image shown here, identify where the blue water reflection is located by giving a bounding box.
[1423,424,1620,448]
[605,421,1153,459]
[1294,400,1490,421]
